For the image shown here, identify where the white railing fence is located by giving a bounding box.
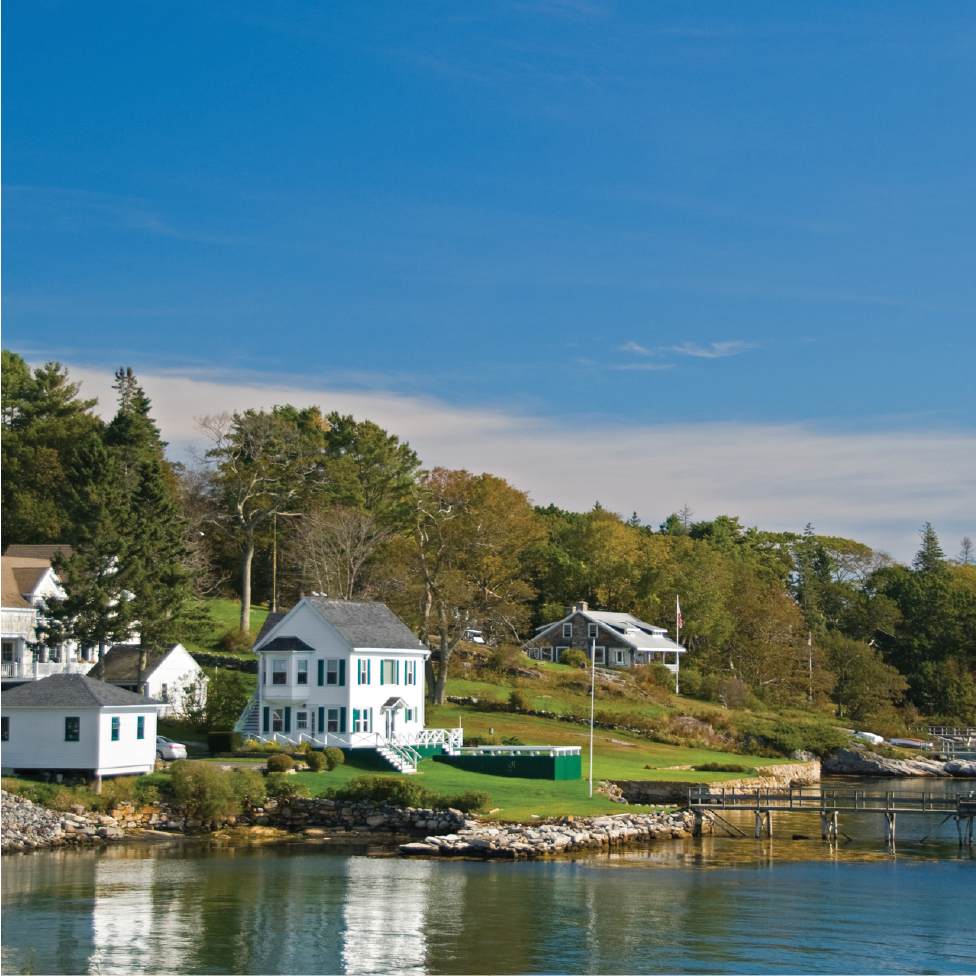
[1,660,96,680]
[458,745,581,757]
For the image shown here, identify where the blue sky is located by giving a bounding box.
[4,2,975,556]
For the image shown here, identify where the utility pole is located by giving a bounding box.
[589,636,596,797]
[271,512,278,613]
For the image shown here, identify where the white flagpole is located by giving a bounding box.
[589,636,596,798]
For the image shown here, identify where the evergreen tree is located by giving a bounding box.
[38,370,207,649]
[913,522,945,573]
[1,353,103,547]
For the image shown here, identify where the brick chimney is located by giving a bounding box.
[566,601,588,615]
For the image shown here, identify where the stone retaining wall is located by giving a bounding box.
[188,652,258,673]
[611,760,821,806]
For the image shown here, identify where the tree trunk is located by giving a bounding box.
[433,622,450,705]
[424,658,436,701]
[240,537,255,632]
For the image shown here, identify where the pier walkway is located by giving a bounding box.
[688,786,976,845]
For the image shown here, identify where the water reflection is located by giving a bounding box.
[2,782,975,976]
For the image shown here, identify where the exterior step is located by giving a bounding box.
[376,748,418,774]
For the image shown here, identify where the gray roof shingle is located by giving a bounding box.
[87,645,178,683]
[305,597,426,651]
[259,636,315,652]
[253,612,286,647]
[1,673,163,708]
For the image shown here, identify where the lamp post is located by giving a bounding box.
[589,637,596,797]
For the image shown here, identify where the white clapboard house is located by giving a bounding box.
[0,673,162,782]
[525,601,686,679]
[87,643,207,718]
[235,596,462,773]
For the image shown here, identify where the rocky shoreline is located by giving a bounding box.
[822,749,976,778]
[1,790,127,852]
[399,810,698,860]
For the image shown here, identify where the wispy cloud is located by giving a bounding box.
[620,340,656,355]
[612,362,675,371]
[672,341,754,358]
[66,363,975,562]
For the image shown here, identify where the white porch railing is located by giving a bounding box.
[1,660,96,680]
[242,728,463,753]
[233,689,260,734]
[458,745,580,757]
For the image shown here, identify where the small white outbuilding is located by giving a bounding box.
[0,673,162,779]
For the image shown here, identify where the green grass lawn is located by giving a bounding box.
[182,598,270,657]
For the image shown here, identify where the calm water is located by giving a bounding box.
[3,778,975,975]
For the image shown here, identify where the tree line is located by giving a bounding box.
[3,352,975,723]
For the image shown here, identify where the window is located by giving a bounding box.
[353,708,372,733]
[297,660,308,685]
[262,663,266,684]
[555,646,569,661]
[1,716,9,741]
[137,716,145,739]
[111,717,120,741]
[273,660,287,684]
[326,660,338,685]
[1,641,14,663]
[160,683,169,702]
[613,649,626,665]
[562,623,573,638]
[380,660,397,685]
[272,708,284,732]
[404,660,416,685]
[65,717,80,741]
[296,710,309,731]
[405,708,414,722]
[357,659,371,685]
[587,623,598,638]
[327,708,340,733]
[593,647,605,664]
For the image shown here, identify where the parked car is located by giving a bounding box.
[156,735,187,761]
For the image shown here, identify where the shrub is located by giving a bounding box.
[677,669,703,697]
[242,739,262,752]
[230,769,266,806]
[294,740,313,755]
[169,761,249,820]
[501,736,524,745]
[486,646,525,672]
[208,730,243,755]
[648,663,676,691]
[265,773,310,799]
[321,775,490,813]
[508,688,530,712]
[100,777,138,807]
[323,747,345,772]
[305,751,328,772]
[266,753,295,772]
[449,791,492,813]
[558,647,589,669]
[718,678,755,710]
[220,627,256,653]
[692,763,753,773]
[464,735,500,747]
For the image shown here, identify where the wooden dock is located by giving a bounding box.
[687,786,976,845]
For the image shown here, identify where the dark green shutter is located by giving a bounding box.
[367,660,371,684]
[284,707,291,733]
[396,660,400,684]
[339,707,347,734]
[318,707,325,733]
[353,708,359,730]
[262,707,270,733]
[317,660,324,686]
[339,660,346,686]
[380,661,384,685]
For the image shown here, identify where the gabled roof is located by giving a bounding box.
[1,556,51,609]
[381,696,409,709]
[1,673,163,707]
[87,644,189,683]
[531,607,684,653]
[260,636,315,652]
[253,612,286,647]
[305,597,427,650]
[3,544,73,561]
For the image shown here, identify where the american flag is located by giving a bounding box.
[676,596,683,629]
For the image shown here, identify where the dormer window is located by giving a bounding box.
[562,623,573,638]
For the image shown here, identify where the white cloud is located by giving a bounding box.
[620,340,655,355]
[672,341,754,358]
[70,365,975,562]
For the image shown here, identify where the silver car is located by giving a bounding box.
[155,735,188,761]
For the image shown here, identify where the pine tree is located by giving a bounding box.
[913,522,945,573]
[1,354,103,547]
[38,370,208,650]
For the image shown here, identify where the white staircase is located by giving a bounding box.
[234,690,261,738]
[376,737,422,774]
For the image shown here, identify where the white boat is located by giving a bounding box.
[890,737,934,750]
[852,730,884,745]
